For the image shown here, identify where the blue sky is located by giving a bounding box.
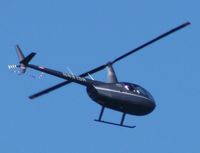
[1,0,199,153]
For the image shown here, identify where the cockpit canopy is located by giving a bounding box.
[119,82,154,101]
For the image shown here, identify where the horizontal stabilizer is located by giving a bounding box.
[20,52,36,65]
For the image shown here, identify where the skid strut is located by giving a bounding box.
[94,106,136,128]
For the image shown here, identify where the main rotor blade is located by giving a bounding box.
[111,22,190,64]
[29,22,190,99]
[29,64,107,99]
[29,80,70,99]
[79,64,107,77]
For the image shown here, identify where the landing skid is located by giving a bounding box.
[94,107,136,128]
[94,119,136,128]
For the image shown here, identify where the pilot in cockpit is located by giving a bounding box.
[124,85,130,90]
[124,84,140,94]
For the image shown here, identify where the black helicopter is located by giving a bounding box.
[10,22,190,128]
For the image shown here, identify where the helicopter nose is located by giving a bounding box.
[149,101,156,112]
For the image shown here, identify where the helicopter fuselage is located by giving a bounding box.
[12,22,190,128]
[26,63,156,117]
[87,82,156,116]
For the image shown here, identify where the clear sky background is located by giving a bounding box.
[1,0,199,153]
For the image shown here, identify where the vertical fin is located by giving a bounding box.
[16,44,25,61]
[67,67,74,75]
[15,45,36,74]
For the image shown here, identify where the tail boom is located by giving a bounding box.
[27,64,92,86]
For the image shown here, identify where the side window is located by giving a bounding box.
[124,84,139,95]
[124,85,130,90]
[124,84,135,91]
[136,87,146,96]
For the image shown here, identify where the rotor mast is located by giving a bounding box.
[106,62,118,83]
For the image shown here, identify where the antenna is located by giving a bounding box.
[38,72,44,79]
[28,72,44,79]
[67,67,74,75]
[88,73,94,80]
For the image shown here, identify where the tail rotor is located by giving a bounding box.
[8,45,36,75]
[8,64,21,74]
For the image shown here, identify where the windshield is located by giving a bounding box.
[122,82,154,101]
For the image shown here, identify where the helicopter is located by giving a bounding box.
[10,22,190,128]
